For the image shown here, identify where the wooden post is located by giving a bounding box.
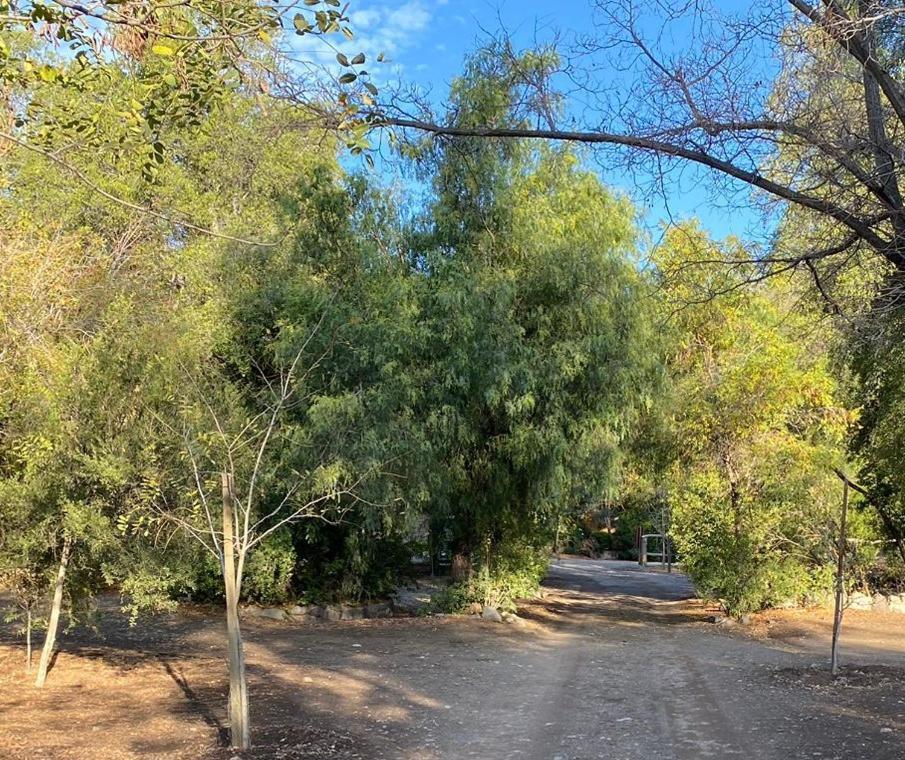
[831,480,849,678]
[640,535,647,566]
[222,472,251,749]
[35,535,72,688]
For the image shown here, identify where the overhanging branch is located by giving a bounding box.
[373,116,894,261]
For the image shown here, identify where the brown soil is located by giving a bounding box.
[2,560,904,760]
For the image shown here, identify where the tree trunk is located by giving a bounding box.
[451,552,472,581]
[221,472,250,749]
[721,449,742,541]
[730,481,742,540]
[872,502,905,568]
[35,535,72,688]
[26,608,32,672]
[831,481,849,678]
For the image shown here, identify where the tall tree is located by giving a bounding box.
[412,52,660,592]
[655,225,867,615]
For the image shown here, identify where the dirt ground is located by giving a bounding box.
[2,559,904,760]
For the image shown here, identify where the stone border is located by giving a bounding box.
[241,601,393,622]
[842,591,905,613]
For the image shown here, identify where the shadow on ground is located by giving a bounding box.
[1,559,904,759]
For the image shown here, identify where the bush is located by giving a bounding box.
[866,552,905,594]
[185,525,413,606]
[679,532,822,616]
[432,542,548,613]
[292,528,414,604]
[242,530,295,604]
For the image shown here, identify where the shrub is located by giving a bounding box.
[292,528,414,604]
[433,542,548,613]
[242,530,295,604]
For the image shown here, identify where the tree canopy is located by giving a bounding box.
[4,2,905,751]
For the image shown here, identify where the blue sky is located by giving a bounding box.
[320,0,766,244]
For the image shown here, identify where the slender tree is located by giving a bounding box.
[146,334,363,749]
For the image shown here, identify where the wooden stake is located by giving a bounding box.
[830,480,849,677]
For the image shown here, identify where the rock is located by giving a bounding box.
[481,606,503,623]
[466,602,483,616]
[872,594,889,613]
[392,590,430,615]
[504,613,526,625]
[341,605,365,621]
[244,605,289,621]
[364,602,391,619]
[708,614,736,626]
[323,605,342,622]
[887,594,905,614]
[739,614,752,626]
[390,581,446,615]
[289,604,326,622]
[847,591,873,610]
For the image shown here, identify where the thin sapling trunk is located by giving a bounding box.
[831,480,849,677]
[26,608,32,671]
[35,534,72,688]
[221,472,250,749]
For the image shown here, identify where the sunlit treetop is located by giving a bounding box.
[0,0,378,187]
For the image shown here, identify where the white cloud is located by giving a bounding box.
[363,1,433,59]
[350,9,382,27]
[288,0,436,85]
[386,1,432,33]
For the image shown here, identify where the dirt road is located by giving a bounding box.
[2,559,904,759]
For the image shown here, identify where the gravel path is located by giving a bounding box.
[1,559,904,759]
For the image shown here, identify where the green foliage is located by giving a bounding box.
[1,0,374,182]
[8,30,896,647]
[433,542,548,613]
[293,529,415,604]
[411,52,660,580]
[654,225,867,615]
[118,556,197,624]
[849,305,905,556]
[0,67,318,629]
[242,531,295,605]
